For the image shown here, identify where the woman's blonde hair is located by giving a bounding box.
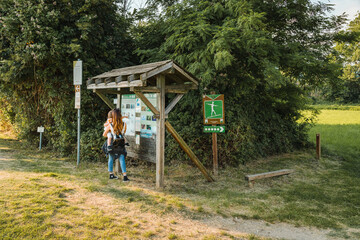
[112,109,123,135]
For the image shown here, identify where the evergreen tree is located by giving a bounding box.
[0,0,135,158]
[136,0,345,165]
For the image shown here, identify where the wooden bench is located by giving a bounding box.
[245,169,294,187]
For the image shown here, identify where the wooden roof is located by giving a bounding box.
[86,60,199,91]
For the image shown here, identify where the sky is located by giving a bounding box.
[314,0,360,23]
[131,0,359,23]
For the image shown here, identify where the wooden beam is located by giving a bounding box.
[95,78,104,85]
[173,64,199,86]
[165,94,184,115]
[96,89,132,95]
[115,75,127,83]
[104,77,114,84]
[87,80,143,90]
[87,79,95,85]
[127,74,140,82]
[94,90,115,109]
[140,61,173,82]
[156,74,166,188]
[131,86,160,93]
[245,169,294,187]
[133,91,159,116]
[165,120,214,182]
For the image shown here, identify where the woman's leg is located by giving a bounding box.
[108,154,114,173]
[119,154,126,175]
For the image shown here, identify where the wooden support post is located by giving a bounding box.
[134,91,160,115]
[316,133,321,160]
[115,89,121,175]
[165,94,184,115]
[156,74,166,188]
[165,120,214,182]
[94,90,115,109]
[212,127,218,176]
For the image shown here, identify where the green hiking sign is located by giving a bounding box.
[202,94,225,125]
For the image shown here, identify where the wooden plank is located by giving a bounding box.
[131,86,160,93]
[105,77,114,85]
[165,94,184,115]
[87,80,143,90]
[133,91,159,116]
[97,89,132,95]
[94,90,115,109]
[115,75,127,83]
[91,60,172,80]
[127,74,140,82]
[173,63,199,86]
[165,120,214,182]
[95,78,104,85]
[156,74,165,188]
[87,79,95,85]
[245,169,294,181]
[140,61,173,82]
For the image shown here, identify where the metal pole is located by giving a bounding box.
[77,108,80,166]
[39,132,42,151]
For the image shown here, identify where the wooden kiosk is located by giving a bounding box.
[87,60,214,187]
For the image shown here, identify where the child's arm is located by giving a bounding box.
[103,125,111,137]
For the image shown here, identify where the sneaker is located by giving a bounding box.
[109,174,118,179]
[123,175,130,182]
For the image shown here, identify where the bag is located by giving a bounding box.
[102,123,127,158]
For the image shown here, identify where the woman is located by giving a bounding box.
[103,109,130,181]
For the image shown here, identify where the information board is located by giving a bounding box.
[121,94,157,138]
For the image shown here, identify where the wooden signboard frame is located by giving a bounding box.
[87,60,214,188]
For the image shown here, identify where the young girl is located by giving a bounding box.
[104,110,113,147]
[103,109,129,181]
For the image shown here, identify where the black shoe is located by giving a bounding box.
[109,174,118,179]
[123,175,130,182]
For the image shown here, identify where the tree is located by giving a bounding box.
[136,0,345,165]
[0,0,135,158]
[328,13,360,103]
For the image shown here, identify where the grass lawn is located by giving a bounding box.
[1,107,360,239]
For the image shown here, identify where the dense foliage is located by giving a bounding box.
[0,0,135,158]
[323,14,360,103]
[136,0,345,165]
[1,0,346,165]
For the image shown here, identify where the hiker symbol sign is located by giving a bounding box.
[203,94,225,125]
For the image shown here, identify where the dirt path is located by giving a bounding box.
[202,216,335,240]
[0,136,343,240]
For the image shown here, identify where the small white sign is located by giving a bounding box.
[135,134,140,145]
[73,60,82,85]
[75,85,81,109]
[37,126,44,133]
[113,99,117,105]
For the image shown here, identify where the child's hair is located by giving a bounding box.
[107,110,113,119]
[112,109,123,135]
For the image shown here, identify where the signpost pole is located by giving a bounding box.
[203,92,224,176]
[212,125,218,176]
[73,60,82,167]
[39,132,42,151]
[77,108,80,166]
[37,126,44,150]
